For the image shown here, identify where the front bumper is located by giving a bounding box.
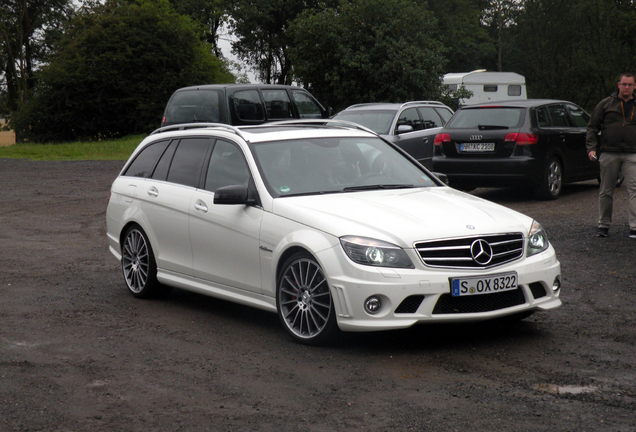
[317,246,561,332]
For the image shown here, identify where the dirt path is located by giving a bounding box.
[0,159,635,431]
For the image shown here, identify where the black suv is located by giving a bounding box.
[432,99,599,199]
[161,84,330,127]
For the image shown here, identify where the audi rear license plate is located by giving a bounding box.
[451,272,518,297]
[459,142,495,152]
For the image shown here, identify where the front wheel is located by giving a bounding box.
[535,156,562,200]
[277,252,338,345]
[121,225,170,298]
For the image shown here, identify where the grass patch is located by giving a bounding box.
[0,134,145,161]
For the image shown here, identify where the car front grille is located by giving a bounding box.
[432,288,526,314]
[415,233,524,269]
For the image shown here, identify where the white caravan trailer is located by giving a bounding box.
[442,70,527,105]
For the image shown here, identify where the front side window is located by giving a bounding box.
[167,138,211,187]
[395,108,422,132]
[204,140,251,192]
[123,140,170,178]
[232,90,265,121]
[566,104,589,127]
[292,91,323,118]
[262,89,293,119]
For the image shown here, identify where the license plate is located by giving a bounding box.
[450,272,518,297]
[459,142,495,152]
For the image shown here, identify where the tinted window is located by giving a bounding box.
[546,105,570,127]
[567,104,589,127]
[151,141,178,181]
[417,107,443,129]
[396,108,422,132]
[262,89,292,119]
[292,91,323,118]
[204,140,250,192]
[167,138,211,187]
[435,107,453,124]
[484,85,498,92]
[123,140,170,178]
[508,85,522,96]
[446,107,525,129]
[165,90,222,124]
[536,107,551,127]
[232,90,265,121]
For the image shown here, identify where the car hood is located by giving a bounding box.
[272,187,532,247]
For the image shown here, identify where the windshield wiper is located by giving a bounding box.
[343,184,415,192]
[478,124,509,130]
[280,190,342,197]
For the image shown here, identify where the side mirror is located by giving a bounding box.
[397,125,413,134]
[214,184,249,205]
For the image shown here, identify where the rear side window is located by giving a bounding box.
[292,91,324,118]
[165,90,222,124]
[435,107,453,124]
[546,105,571,127]
[446,107,525,129]
[536,107,551,127]
[123,140,170,178]
[262,89,293,119]
[417,107,443,129]
[232,90,265,121]
[167,138,211,187]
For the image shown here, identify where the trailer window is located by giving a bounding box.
[483,85,498,92]
[508,85,522,96]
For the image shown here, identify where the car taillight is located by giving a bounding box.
[162,116,166,126]
[434,133,450,146]
[505,132,538,145]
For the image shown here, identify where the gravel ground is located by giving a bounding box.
[0,158,635,432]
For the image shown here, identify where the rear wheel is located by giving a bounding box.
[276,252,338,345]
[535,156,562,200]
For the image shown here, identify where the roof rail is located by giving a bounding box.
[344,102,390,109]
[400,101,445,108]
[150,123,247,140]
[262,119,377,135]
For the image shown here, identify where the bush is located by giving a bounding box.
[13,0,234,142]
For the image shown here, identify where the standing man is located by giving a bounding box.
[586,73,636,238]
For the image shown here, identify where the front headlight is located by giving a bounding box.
[340,236,415,268]
[527,220,549,257]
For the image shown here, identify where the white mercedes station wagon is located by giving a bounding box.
[106,120,562,344]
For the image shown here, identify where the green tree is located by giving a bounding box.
[12,0,234,142]
[168,0,229,57]
[481,0,521,71]
[228,0,337,84]
[288,0,446,111]
[426,0,495,73]
[0,0,73,116]
[509,0,636,111]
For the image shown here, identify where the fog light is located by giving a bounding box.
[364,296,382,314]
[552,276,561,292]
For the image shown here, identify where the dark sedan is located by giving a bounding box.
[432,99,598,199]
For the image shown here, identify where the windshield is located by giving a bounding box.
[250,137,438,197]
[446,107,525,129]
[332,110,396,135]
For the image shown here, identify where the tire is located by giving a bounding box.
[535,156,562,200]
[121,225,169,298]
[276,252,338,345]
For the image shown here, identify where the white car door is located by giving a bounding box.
[189,139,263,293]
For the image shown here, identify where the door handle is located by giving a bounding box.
[147,186,159,197]
[194,200,208,213]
